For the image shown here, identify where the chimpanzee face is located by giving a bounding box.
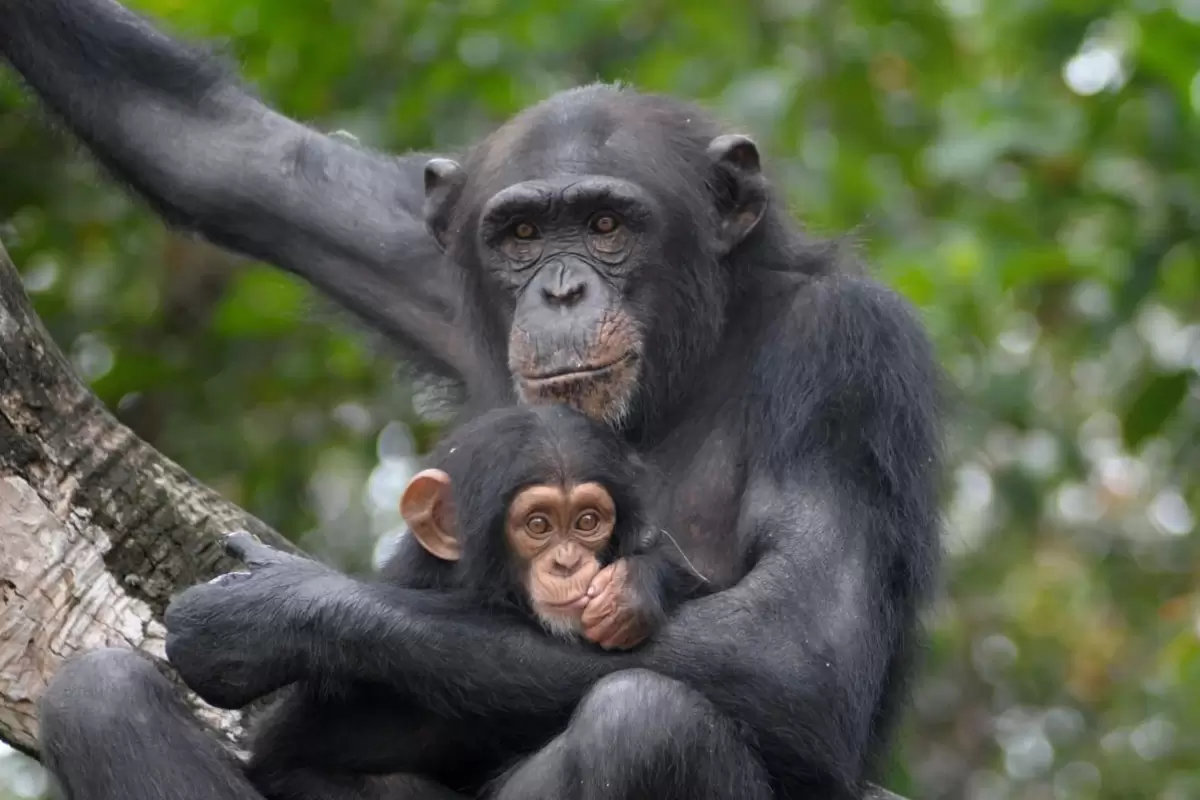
[420,88,768,430]
[477,176,656,426]
[502,480,616,637]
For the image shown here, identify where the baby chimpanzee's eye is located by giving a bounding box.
[575,511,599,532]
[526,514,552,536]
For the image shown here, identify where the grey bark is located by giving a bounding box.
[0,238,907,799]
[0,238,293,758]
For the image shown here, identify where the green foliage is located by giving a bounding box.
[1,0,1198,798]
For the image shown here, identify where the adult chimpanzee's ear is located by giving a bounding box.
[423,158,466,252]
[706,134,768,254]
[400,468,462,561]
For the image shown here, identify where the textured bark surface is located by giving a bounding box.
[0,238,907,800]
[0,238,294,758]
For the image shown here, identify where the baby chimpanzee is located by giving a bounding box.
[394,404,705,650]
[230,405,711,800]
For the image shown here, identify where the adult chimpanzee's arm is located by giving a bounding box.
[0,0,504,391]
[644,479,931,794]
[166,547,631,715]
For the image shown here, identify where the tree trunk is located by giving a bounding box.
[0,238,907,800]
[0,238,295,758]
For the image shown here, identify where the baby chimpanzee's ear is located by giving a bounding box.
[400,469,461,561]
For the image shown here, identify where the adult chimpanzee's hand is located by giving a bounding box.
[164,532,349,709]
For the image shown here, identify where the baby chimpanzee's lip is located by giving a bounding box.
[541,596,590,612]
[520,352,637,383]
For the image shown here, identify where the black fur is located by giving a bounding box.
[7,2,944,799]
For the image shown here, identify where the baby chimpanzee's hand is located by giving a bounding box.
[580,559,657,650]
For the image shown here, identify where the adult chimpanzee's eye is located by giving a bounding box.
[499,221,544,265]
[585,213,630,260]
[513,221,539,240]
[589,214,618,235]
[575,511,599,532]
[526,514,552,536]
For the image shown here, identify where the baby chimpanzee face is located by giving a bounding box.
[503,481,616,636]
[398,404,697,652]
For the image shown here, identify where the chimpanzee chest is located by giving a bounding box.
[645,426,748,591]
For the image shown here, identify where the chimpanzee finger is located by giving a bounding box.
[582,596,625,637]
[222,531,277,567]
[615,619,652,650]
[206,570,252,586]
[596,630,627,650]
[586,614,625,648]
[602,615,648,651]
[580,591,616,627]
[609,633,642,651]
[585,564,616,598]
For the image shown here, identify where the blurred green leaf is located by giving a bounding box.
[1122,370,1192,449]
[211,268,307,337]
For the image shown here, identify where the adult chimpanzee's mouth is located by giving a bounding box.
[520,352,638,384]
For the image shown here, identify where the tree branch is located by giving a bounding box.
[0,237,294,757]
[0,238,907,800]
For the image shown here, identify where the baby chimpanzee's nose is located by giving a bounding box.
[549,547,584,578]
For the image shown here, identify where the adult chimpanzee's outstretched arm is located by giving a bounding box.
[0,0,505,394]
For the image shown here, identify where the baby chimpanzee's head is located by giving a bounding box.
[400,405,656,637]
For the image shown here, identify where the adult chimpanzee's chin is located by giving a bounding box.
[515,353,641,425]
[508,303,644,425]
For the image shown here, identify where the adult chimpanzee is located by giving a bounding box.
[242,405,708,800]
[9,1,943,799]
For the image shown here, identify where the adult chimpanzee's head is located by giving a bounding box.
[399,404,654,637]
[422,84,772,429]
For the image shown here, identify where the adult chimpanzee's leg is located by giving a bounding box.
[246,687,480,800]
[492,669,773,800]
[38,648,261,800]
[38,648,463,800]
[252,769,467,800]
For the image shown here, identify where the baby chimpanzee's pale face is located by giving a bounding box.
[504,481,615,636]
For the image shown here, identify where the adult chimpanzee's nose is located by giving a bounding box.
[540,261,588,308]
[542,281,585,307]
[549,547,584,578]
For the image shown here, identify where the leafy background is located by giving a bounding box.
[1,0,1198,797]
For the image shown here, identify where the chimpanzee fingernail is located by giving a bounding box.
[222,530,260,560]
[207,570,251,585]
